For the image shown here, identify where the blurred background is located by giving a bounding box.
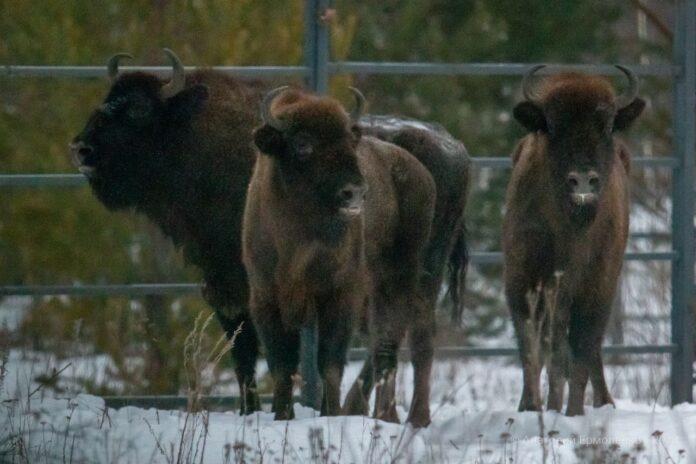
[0,0,677,402]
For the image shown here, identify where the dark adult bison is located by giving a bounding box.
[71,49,266,413]
[243,87,436,425]
[71,50,469,422]
[503,65,644,416]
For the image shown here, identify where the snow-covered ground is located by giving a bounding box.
[2,347,694,463]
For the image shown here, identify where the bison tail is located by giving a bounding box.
[446,224,468,325]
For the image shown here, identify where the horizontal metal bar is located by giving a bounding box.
[0,156,677,188]
[0,174,87,187]
[0,251,677,296]
[347,344,678,361]
[469,251,678,265]
[0,283,202,296]
[329,62,679,77]
[470,156,678,169]
[0,62,677,79]
[1,65,307,79]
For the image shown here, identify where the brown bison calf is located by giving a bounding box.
[503,65,644,416]
[243,88,435,422]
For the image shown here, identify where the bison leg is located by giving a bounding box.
[589,348,614,408]
[215,311,261,414]
[508,291,544,412]
[588,309,614,408]
[317,308,352,416]
[255,308,300,421]
[566,312,597,416]
[342,358,373,416]
[406,311,434,428]
[370,297,407,424]
[372,337,400,424]
[546,299,570,412]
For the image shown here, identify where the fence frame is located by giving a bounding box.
[1,0,694,406]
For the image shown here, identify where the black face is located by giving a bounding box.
[70,75,208,210]
[254,119,367,219]
[514,96,644,228]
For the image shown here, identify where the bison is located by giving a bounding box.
[503,65,644,416]
[71,49,266,413]
[342,115,469,426]
[71,50,469,422]
[243,87,437,424]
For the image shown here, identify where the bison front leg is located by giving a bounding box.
[317,304,352,416]
[546,298,570,413]
[215,311,261,414]
[508,291,544,412]
[588,308,614,408]
[254,304,300,420]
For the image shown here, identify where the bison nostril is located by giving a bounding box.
[78,146,93,157]
[339,188,354,202]
[588,173,599,189]
[567,175,579,188]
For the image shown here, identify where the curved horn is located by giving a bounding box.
[348,87,366,122]
[522,64,547,102]
[261,86,290,131]
[159,48,186,99]
[614,64,639,109]
[107,53,133,83]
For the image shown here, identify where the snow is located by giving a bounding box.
[2,349,695,463]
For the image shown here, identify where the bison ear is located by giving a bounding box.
[166,84,209,121]
[253,124,286,157]
[613,98,645,132]
[513,101,547,133]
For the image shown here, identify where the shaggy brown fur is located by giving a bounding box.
[504,72,644,415]
[342,116,470,426]
[243,90,436,424]
[72,66,267,413]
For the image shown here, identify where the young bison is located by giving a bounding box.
[503,65,644,416]
[243,88,436,423]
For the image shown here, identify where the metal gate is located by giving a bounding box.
[1,0,694,407]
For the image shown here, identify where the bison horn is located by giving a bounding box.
[348,87,366,122]
[159,48,186,99]
[261,86,290,131]
[521,64,547,102]
[107,53,133,83]
[614,64,639,109]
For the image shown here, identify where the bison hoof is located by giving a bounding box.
[406,413,431,428]
[239,396,261,415]
[375,407,400,424]
[517,399,542,412]
[565,406,585,417]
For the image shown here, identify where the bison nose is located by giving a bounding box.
[69,141,94,163]
[338,183,367,216]
[339,183,366,202]
[69,141,96,176]
[567,171,599,206]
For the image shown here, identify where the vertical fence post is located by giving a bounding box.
[670,0,696,405]
[299,0,331,410]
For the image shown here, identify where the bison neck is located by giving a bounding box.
[136,143,257,310]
